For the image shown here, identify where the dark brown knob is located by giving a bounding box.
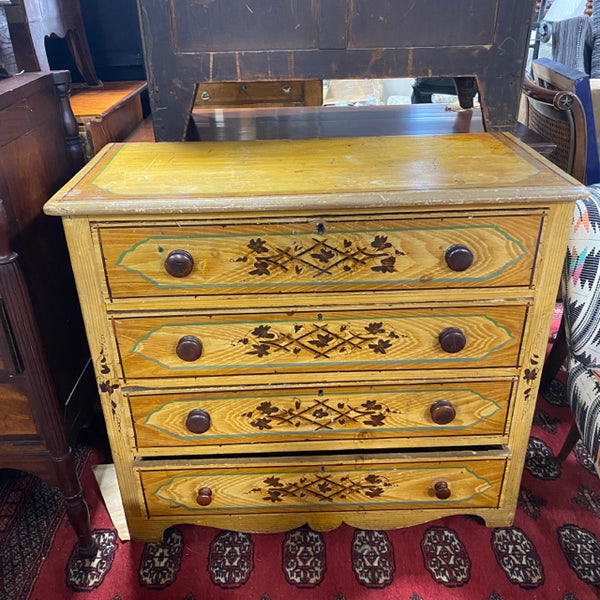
[176,335,203,361]
[165,249,194,277]
[185,409,211,434]
[444,244,474,272]
[438,327,466,353]
[430,400,456,425]
[196,487,213,506]
[434,481,451,500]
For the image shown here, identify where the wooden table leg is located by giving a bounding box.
[149,81,197,141]
[0,199,96,557]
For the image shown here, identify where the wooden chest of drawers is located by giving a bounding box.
[45,133,585,540]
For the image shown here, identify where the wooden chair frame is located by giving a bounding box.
[523,76,588,183]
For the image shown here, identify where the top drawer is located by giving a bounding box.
[97,213,542,300]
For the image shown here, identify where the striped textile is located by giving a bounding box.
[551,15,593,73]
[592,0,600,77]
[563,186,600,472]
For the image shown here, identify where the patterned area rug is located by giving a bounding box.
[0,447,91,600]
[2,318,600,599]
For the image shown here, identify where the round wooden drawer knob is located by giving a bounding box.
[176,335,203,361]
[196,487,213,506]
[434,481,452,500]
[165,249,194,277]
[444,244,474,272]
[185,408,211,434]
[438,327,466,353]
[430,400,456,425]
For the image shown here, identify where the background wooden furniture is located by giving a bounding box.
[523,73,588,184]
[194,80,322,109]
[4,0,99,84]
[0,199,95,555]
[0,71,95,553]
[45,133,584,539]
[130,104,557,160]
[531,57,600,183]
[136,0,538,141]
[69,80,147,160]
[0,0,17,76]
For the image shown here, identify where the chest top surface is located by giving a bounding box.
[44,133,587,217]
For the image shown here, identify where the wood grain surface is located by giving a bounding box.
[44,134,587,216]
[114,305,526,380]
[140,454,506,515]
[98,212,542,299]
[130,379,512,451]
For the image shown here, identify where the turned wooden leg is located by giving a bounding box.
[53,449,97,556]
[558,422,581,460]
[0,199,96,557]
[52,71,86,170]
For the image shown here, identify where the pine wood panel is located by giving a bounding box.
[499,201,576,517]
[130,380,512,450]
[83,136,547,196]
[126,505,517,538]
[44,135,588,216]
[98,212,542,299]
[140,454,506,516]
[114,305,527,380]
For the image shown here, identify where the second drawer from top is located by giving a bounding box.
[112,304,527,381]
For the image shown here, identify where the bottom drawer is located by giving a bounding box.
[138,451,507,517]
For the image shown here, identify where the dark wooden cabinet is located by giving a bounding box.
[0,70,95,555]
[137,0,537,140]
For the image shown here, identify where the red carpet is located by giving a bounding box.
[2,308,600,599]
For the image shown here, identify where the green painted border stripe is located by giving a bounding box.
[91,136,544,196]
[151,465,495,511]
[114,224,527,289]
[129,313,515,371]
[143,388,501,440]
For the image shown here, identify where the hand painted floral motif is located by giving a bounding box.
[248,473,393,503]
[242,395,395,431]
[236,235,406,278]
[238,322,399,359]
[95,342,120,429]
[522,354,540,403]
